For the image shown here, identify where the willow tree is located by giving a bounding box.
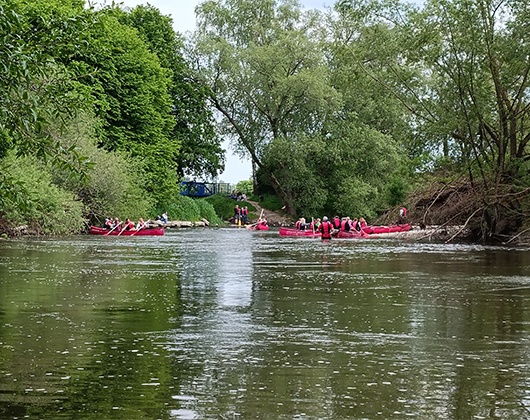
[403,0,530,235]
[333,0,530,235]
[191,0,340,213]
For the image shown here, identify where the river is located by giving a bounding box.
[1,229,530,419]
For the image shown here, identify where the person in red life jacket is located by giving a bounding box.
[104,217,113,229]
[359,217,367,228]
[340,217,351,232]
[112,217,121,229]
[241,206,249,225]
[257,218,268,229]
[123,218,135,231]
[319,216,334,240]
[309,218,321,231]
[332,215,341,230]
[352,218,362,232]
[295,217,308,230]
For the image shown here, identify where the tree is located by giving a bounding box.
[403,0,530,234]
[191,0,341,214]
[122,4,224,180]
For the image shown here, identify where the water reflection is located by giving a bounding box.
[0,231,530,418]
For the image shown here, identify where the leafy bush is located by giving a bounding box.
[205,194,237,220]
[160,194,200,221]
[49,114,155,223]
[235,179,253,195]
[195,199,223,225]
[259,194,283,211]
[0,153,86,235]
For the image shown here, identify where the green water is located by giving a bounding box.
[1,229,530,419]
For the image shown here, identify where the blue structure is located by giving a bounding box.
[180,181,232,198]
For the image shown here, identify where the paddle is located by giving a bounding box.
[117,225,126,236]
[247,209,264,229]
[130,219,150,236]
[104,222,121,236]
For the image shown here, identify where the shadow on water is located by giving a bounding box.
[0,230,530,418]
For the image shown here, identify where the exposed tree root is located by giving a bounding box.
[378,175,530,243]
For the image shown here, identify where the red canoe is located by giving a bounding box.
[279,227,321,237]
[89,226,165,236]
[335,230,367,238]
[361,224,412,234]
[248,224,270,231]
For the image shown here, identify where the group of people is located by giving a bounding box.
[156,212,169,223]
[103,214,161,232]
[314,216,366,239]
[295,215,367,234]
[230,190,248,201]
[234,204,249,225]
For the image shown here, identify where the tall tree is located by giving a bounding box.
[191,0,341,213]
[122,5,224,180]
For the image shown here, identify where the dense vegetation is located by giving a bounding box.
[1,0,529,241]
[0,0,223,234]
[191,0,530,239]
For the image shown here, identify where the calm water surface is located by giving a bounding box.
[1,229,530,419]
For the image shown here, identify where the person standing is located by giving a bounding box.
[242,206,248,225]
[318,216,334,240]
[234,204,241,225]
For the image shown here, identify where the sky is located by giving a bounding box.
[117,0,331,184]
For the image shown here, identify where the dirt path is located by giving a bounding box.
[247,200,292,226]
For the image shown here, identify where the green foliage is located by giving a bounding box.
[194,199,223,225]
[204,194,238,220]
[258,194,283,212]
[192,0,340,210]
[156,194,222,223]
[204,194,255,220]
[49,113,154,223]
[0,0,92,167]
[120,4,224,180]
[235,180,253,195]
[0,153,85,235]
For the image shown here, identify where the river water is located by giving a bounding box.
[1,229,530,419]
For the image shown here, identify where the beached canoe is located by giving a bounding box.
[279,227,321,237]
[89,226,165,236]
[361,224,412,234]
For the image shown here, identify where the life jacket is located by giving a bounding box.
[340,220,351,231]
[333,217,341,229]
[320,221,333,238]
[400,207,407,218]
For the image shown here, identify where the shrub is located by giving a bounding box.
[205,194,237,220]
[50,113,154,223]
[0,153,86,235]
[195,199,223,225]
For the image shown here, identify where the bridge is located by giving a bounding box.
[180,181,232,198]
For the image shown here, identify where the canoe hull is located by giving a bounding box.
[248,225,270,231]
[362,224,412,235]
[89,226,165,236]
[279,227,321,237]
